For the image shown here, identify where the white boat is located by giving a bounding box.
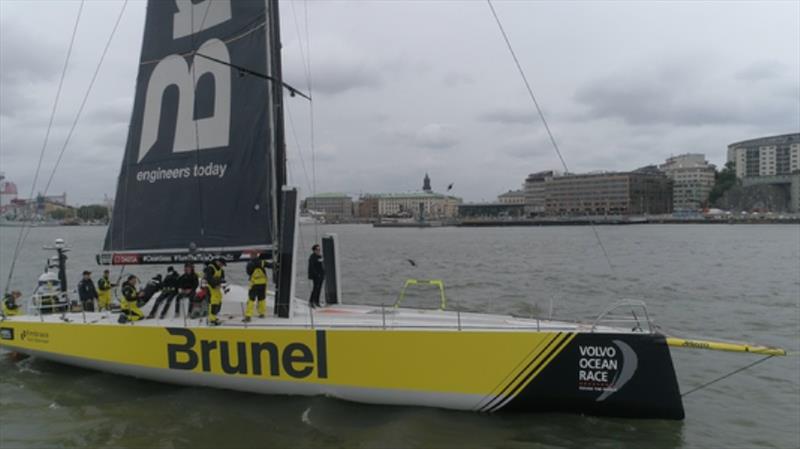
[0,0,785,421]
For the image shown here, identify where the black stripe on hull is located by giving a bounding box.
[479,332,562,412]
[499,333,685,420]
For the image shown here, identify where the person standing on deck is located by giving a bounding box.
[96,269,115,311]
[2,291,22,316]
[307,244,325,308]
[244,253,272,322]
[77,271,98,312]
[120,275,143,322]
[176,263,199,318]
[204,259,226,325]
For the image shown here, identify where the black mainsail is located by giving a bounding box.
[101,0,280,265]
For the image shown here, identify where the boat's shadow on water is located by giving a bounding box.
[2,355,685,449]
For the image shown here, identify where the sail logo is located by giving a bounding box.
[138,0,233,163]
[166,328,328,380]
[577,340,638,401]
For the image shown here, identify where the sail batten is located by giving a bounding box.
[103,0,275,259]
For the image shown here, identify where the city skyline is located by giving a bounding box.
[1,1,798,204]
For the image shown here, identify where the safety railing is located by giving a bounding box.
[590,299,654,334]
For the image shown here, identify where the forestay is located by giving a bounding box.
[101,0,276,265]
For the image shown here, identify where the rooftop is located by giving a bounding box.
[361,191,459,200]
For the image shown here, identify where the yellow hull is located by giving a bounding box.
[0,319,685,418]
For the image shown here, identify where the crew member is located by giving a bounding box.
[244,253,272,322]
[307,244,325,308]
[138,274,163,311]
[204,259,226,325]
[148,267,178,319]
[176,263,200,318]
[77,270,98,312]
[2,290,22,316]
[97,269,114,311]
[120,275,143,322]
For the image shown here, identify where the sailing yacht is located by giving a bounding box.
[0,0,785,420]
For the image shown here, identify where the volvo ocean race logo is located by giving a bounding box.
[577,339,638,401]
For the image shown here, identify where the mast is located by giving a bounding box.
[267,0,297,318]
[269,0,287,237]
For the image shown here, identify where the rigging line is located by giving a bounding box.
[302,0,319,242]
[486,0,567,174]
[486,0,615,276]
[33,0,128,263]
[4,0,85,295]
[286,104,315,196]
[40,0,129,205]
[188,0,216,241]
[193,53,310,100]
[681,355,775,397]
[289,0,312,90]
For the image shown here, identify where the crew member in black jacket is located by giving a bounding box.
[77,270,98,312]
[175,263,200,318]
[307,244,325,308]
[148,266,179,319]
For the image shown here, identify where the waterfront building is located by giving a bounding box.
[359,174,462,219]
[544,169,672,216]
[458,203,524,219]
[497,189,525,205]
[303,193,353,221]
[524,171,554,217]
[659,154,716,211]
[356,195,379,219]
[727,133,800,179]
[364,192,461,219]
[727,133,800,213]
[0,172,18,212]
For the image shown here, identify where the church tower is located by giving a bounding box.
[422,173,432,193]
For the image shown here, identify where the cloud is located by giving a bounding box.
[572,63,798,128]
[414,123,459,150]
[442,71,474,87]
[283,35,382,96]
[735,62,787,82]
[0,19,65,118]
[377,123,460,151]
[0,20,62,85]
[478,108,537,125]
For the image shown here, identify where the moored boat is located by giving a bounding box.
[0,0,785,421]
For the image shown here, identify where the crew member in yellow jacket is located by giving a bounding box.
[97,269,114,311]
[203,259,226,325]
[2,290,22,316]
[120,275,144,322]
[244,254,273,322]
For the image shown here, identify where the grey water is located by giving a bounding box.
[1,224,798,449]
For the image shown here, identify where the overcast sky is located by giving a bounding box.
[1,0,798,205]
